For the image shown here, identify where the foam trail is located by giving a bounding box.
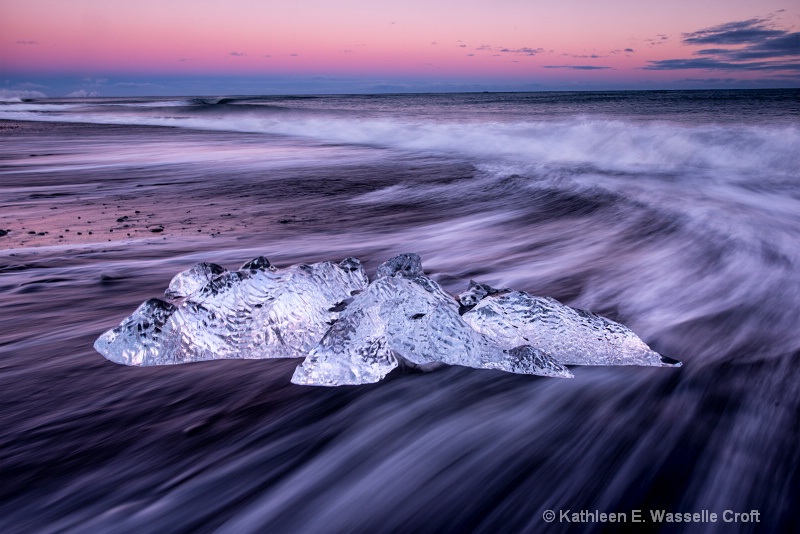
[2,91,799,532]
[2,101,798,176]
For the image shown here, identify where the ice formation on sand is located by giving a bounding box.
[459,281,681,367]
[94,257,368,365]
[95,253,680,384]
[291,254,572,386]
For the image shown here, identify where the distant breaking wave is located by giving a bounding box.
[2,97,798,177]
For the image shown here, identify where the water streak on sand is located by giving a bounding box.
[1,90,799,532]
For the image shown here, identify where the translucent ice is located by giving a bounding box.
[164,261,227,301]
[291,254,572,386]
[94,299,181,367]
[459,281,680,367]
[94,257,368,365]
[95,252,679,384]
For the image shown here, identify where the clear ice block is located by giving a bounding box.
[459,282,679,367]
[94,257,368,365]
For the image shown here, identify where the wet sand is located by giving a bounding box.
[1,120,306,249]
[1,119,470,258]
[2,114,799,533]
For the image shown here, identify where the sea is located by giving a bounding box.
[1,90,799,532]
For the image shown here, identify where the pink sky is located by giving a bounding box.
[1,0,797,95]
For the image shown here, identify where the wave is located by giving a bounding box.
[2,99,799,178]
[0,89,48,102]
[229,116,798,176]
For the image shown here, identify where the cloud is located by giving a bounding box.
[543,65,611,70]
[679,78,739,84]
[681,18,783,45]
[563,53,606,59]
[645,16,800,72]
[475,45,543,56]
[15,40,38,45]
[624,48,634,53]
[502,47,543,56]
[115,82,158,88]
[646,58,800,71]
[66,90,100,97]
[229,51,246,57]
[714,32,800,60]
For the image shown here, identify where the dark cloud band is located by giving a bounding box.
[645,17,799,73]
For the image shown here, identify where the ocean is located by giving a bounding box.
[1,90,799,532]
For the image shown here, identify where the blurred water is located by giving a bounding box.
[1,90,799,532]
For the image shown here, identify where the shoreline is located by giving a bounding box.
[0,119,323,251]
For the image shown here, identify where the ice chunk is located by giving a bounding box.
[381,285,572,378]
[375,252,424,278]
[164,262,227,301]
[460,283,679,367]
[240,256,273,271]
[292,254,572,386]
[457,280,508,313]
[93,299,180,366]
[291,268,414,386]
[94,257,368,366]
[482,345,577,378]
[96,252,680,383]
[290,303,398,386]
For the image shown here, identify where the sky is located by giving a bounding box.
[1,0,798,96]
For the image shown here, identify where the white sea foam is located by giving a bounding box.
[0,89,48,101]
[2,102,797,177]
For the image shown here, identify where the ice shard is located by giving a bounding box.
[291,254,572,386]
[459,281,680,367]
[94,257,368,365]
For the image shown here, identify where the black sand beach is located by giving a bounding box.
[2,91,799,532]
